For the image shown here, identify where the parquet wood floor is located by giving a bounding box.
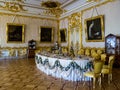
[0,58,120,90]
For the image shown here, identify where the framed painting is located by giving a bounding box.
[60,28,66,42]
[40,26,53,43]
[6,23,25,43]
[85,15,104,42]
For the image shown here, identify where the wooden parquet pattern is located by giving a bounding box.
[0,58,120,90]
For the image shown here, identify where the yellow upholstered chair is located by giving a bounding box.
[35,48,43,53]
[97,49,103,55]
[91,52,96,58]
[92,52,100,60]
[101,55,115,84]
[85,49,90,56]
[78,48,85,55]
[46,47,51,52]
[84,61,103,88]
[91,48,96,54]
[101,54,107,64]
[62,47,68,54]
[9,49,15,57]
[18,48,27,57]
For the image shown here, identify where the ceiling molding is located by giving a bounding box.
[0,9,59,20]
[60,0,113,19]
[61,0,75,8]
[0,0,115,19]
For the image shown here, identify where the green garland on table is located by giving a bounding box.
[35,55,93,72]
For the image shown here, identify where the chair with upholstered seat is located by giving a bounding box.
[78,48,85,55]
[101,54,107,64]
[9,49,15,57]
[83,61,103,88]
[85,49,90,56]
[92,52,100,61]
[97,49,103,56]
[18,48,27,57]
[91,48,96,54]
[101,55,115,84]
[62,47,68,55]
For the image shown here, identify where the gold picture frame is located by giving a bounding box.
[39,26,53,43]
[59,28,67,42]
[6,23,25,43]
[85,15,104,42]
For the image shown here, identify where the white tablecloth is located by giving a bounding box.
[35,53,92,81]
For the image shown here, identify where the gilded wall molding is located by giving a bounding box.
[68,12,82,52]
[69,12,81,28]
[0,12,58,21]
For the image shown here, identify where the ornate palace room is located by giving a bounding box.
[0,0,120,90]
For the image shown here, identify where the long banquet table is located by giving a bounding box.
[35,53,93,81]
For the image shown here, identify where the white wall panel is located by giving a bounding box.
[0,15,58,48]
[82,0,120,48]
[59,18,68,46]
[60,0,120,48]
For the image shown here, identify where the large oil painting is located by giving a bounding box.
[40,26,53,43]
[6,23,25,43]
[60,28,66,42]
[85,15,104,42]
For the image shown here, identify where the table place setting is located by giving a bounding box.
[35,52,93,81]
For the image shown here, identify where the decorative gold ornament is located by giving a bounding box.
[1,0,26,12]
[69,12,81,28]
[68,12,82,51]
[41,1,66,16]
[41,1,61,8]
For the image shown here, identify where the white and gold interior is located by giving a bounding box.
[0,0,119,58]
[0,0,119,89]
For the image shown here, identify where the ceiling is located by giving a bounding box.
[0,0,103,19]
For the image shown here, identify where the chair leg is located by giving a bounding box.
[110,74,112,81]
[108,74,112,84]
[93,78,96,88]
[99,77,101,87]
[108,74,110,84]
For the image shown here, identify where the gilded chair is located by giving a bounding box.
[35,48,43,53]
[91,48,96,54]
[84,61,103,88]
[18,48,27,57]
[46,47,51,52]
[9,49,15,57]
[101,54,107,64]
[101,55,115,84]
[97,49,103,55]
[78,48,85,55]
[62,48,68,54]
[92,52,100,60]
[91,52,96,58]
[85,49,90,56]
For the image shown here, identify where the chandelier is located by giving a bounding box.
[41,1,66,16]
[1,0,26,12]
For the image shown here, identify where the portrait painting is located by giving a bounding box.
[6,23,25,43]
[85,15,104,42]
[40,26,53,43]
[60,28,66,42]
